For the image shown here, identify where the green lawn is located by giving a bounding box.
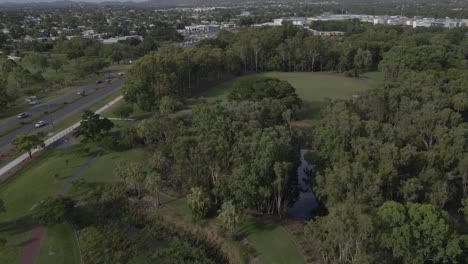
[238,216,303,264]
[0,146,90,264]
[36,223,80,264]
[76,149,147,184]
[200,72,380,120]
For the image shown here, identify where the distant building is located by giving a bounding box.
[255,17,308,27]
[7,55,21,62]
[309,29,345,37]
[184,24,220,33]
[101,35,143,44]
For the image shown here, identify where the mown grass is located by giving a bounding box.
[0,145,90,264]
[0,91,127,263]
[36,223,80,264]
[200,72,380,120]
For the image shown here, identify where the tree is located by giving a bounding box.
[305,203,374,263]
[114,161,146,198]
[0,79,9,112]
[145,173,162,208]
[375,201,463,263]
[461,198,468,222]
[12,134,45,158]
[75,110,114,142]
[227,76,302,110]
[32,196,75,226]
[353,48,372,77]
[159,96,182,115]
[49,57,64,73]
[187,187,210,219]
[113,104,133,118]
[0,199,5,214]
[217,200,240,235]
[273,161,294,218]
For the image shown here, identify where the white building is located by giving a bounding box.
[101,35,143,44]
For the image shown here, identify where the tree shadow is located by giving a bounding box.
[0,215,36,236]
[237,217,278,239]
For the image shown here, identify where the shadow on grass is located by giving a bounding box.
[297,100,327,120]
[0,215,35,237]
[237,217,277,239]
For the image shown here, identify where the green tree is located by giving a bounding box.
[113,104,133,118]
[145,173,162,208]
[0,79,9,112]
[32,196,75,226]
[159,96,182,115]
[461,198,468,222]
[217,200,240,235]
[114,161,146,198]
[49,57,64,73]
[375,201,463,263]
[12,134,45,158]
[305,203,374,263]
[353,48,372,76]
[273,161,294,218]
[227,76,302,110]
[75,110,114,142]
[187,187,210,219]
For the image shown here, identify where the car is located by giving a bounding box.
[118,72,125,76]
[96,80,103,84]
[77,89,85,95]
[28,100,39,105]
[17,113,28,119]
[35,121,46,128]
[105,79,112,83]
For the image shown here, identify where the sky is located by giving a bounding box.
[0,0,144,3]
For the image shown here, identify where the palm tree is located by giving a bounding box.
[218,200,240,235]
[187,187,210,219]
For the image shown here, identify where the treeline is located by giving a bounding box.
[125,24,468,112]
[306,50,468,263]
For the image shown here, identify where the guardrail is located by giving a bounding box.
[0,95,124,179]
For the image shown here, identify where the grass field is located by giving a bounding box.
[36,223,80,264]
[0,145,90,263]
[200,72,379,120]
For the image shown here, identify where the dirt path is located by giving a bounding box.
[19,154,97,264]
[20,226,45,264]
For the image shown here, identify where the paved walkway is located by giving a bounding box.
[20,155,97,264]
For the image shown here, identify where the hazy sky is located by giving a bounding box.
[0,0,144,3]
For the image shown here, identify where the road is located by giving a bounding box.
[0,74,119,133]
[0,77,124,150]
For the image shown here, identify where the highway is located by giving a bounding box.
[0,76,125,150]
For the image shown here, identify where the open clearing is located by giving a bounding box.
[200,72,379,120]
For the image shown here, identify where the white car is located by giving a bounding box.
[35,121,46,128]
[17,113,28,119]
[118,72,125,76]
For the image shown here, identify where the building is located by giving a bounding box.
[101,35,143,44]
[184,24,220,33]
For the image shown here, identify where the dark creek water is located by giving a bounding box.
[286,149,317,220]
